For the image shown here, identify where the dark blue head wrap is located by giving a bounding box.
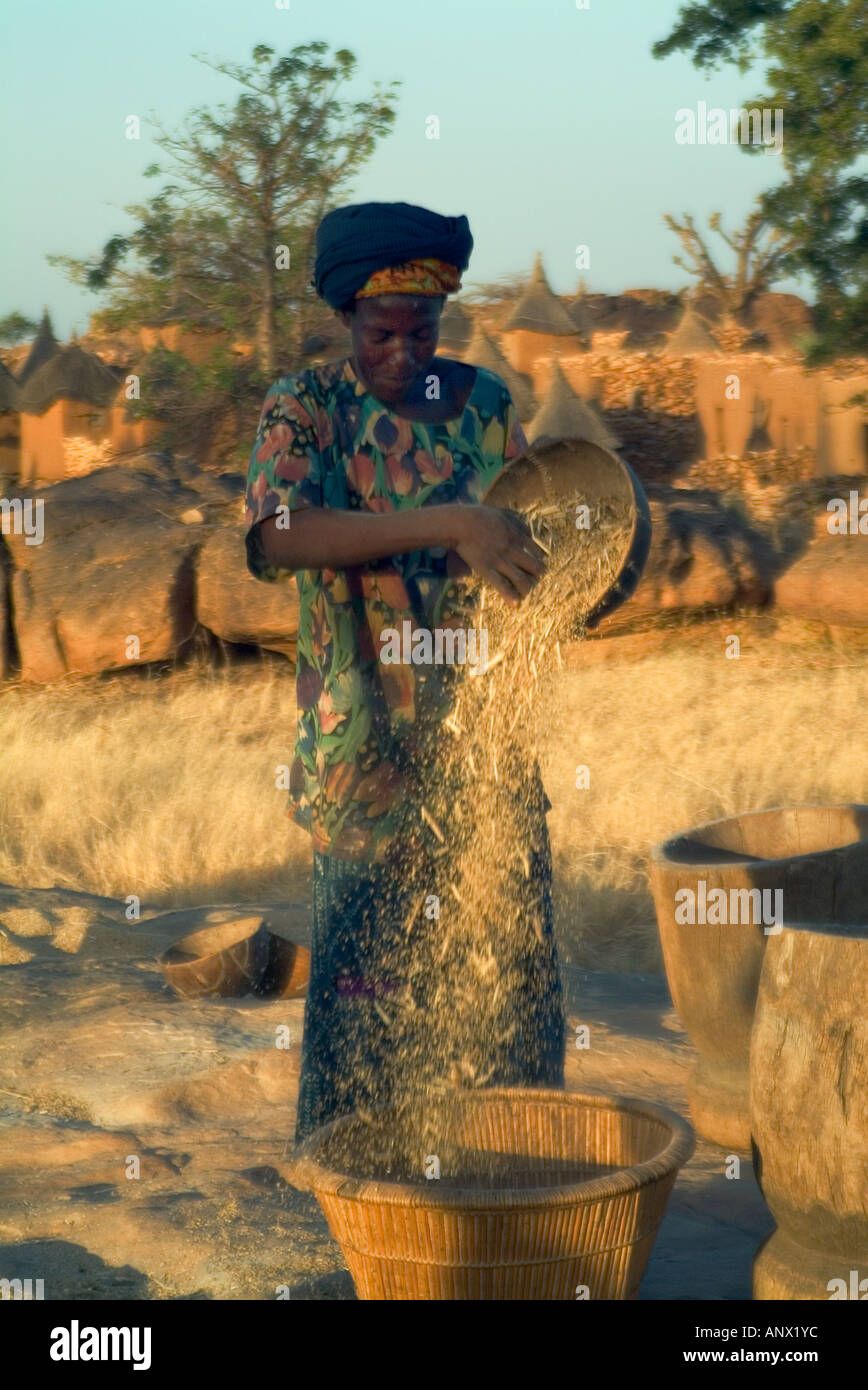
[313,201,473,310]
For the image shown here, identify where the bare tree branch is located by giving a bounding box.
[664,201,794,319]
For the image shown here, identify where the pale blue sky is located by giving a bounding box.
[2,0,800,340]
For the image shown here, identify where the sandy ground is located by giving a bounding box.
[0,881,773,1300]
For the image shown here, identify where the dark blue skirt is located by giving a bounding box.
[295,810,566,1144]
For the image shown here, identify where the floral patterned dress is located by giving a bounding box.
[245,355,566,1140]
[244,354,529,864]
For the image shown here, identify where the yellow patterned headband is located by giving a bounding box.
[354,257,462,299]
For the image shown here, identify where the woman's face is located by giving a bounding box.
[338,294,444,402]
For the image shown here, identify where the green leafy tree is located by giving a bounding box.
[48,42,398,387]
[654,0,868,361]
[0,312,39,348]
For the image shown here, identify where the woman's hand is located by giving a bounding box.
[451,504,547,604]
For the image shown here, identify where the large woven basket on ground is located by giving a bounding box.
[283,1088,694,1300]
[482,438,652,629]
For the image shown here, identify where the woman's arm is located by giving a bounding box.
[259,503,547,603]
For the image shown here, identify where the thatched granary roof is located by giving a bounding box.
[527,361,619,449]
[0,357,20,412]
[663,305,721,356]
[18,342,125,414]
[568,291,594,342]
[501,253,581,337]
[18,310,60,384]
[437,298,473,352]
[465,324,536,420]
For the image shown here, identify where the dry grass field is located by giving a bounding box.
[0,613,865,973]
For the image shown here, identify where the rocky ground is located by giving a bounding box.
[0,881,773,1301]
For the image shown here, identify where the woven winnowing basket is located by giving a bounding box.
[481,438,652,630]
[286,1089,694,1301]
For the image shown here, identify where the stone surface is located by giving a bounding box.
[0,881,774,1300]
[3,468,210,681]
[0,463,254,683]
[775,534,868,629]
[597,489,774,632]
[196,521,300,662]
[10,520,201,681]
[2,454,861,683]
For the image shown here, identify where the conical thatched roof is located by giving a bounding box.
[18,310,60,384]
[18,343,124,413]
[527,361,619,449]
[465,324,536,419]
[0,357,20,412]
[663,305,721,356]
[437,298,473,351]
[501,253,581,337]
[568,292,594,342]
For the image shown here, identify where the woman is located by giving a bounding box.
[244,201,566,1142]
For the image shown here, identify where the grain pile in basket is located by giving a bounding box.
[326,493,634,1183]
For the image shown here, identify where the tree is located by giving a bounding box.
[653,0,868,361]
[0,312,39,348]
[461,271,530,331]
[652,1,789,73]
[48,42,399,380]
[462,271,529,309]
[664,203,793,320]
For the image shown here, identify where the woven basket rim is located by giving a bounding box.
[479,437,651,630]
[285,1088,695,1211]
[481,438,636,535]
[650,802,868,871]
